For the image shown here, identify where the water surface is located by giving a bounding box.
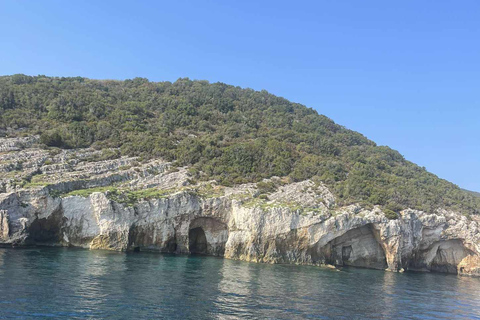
[0,248,479,319]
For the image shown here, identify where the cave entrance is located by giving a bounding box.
[327,224,387,270]
[410,239,476,274]
[188,218,228,256]
[189,227,208,255]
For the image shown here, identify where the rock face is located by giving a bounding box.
[1,187,480,276]
[1,137,480,276]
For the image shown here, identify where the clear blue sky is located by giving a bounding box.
[1,0,479,191]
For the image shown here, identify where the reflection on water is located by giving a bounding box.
[0,248,479,319]
[0,249,4,270]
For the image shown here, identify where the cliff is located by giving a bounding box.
[1,137,479,276]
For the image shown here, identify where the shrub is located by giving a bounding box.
[257,181,277,194]
[383,209,398,220]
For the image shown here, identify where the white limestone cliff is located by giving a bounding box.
[1,136,479,276]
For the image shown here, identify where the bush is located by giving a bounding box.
[383,209,398,220]
[40,131,65,148]
[257,181,277,194]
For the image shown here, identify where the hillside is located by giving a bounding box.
[464,189,480,198]
[0,74,479,215]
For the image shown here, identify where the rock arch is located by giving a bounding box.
[188,217,228,256]
[409,239,475,274]
[325,224,388,269]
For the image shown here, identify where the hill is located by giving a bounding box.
[464,189,480,198]
[0,74,478,215]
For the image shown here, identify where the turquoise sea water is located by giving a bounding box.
[0,248,479,319]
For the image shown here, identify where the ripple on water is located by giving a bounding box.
[0,248,479,319]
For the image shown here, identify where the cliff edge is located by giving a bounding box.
[1,136,479,276]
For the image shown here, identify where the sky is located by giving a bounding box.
[1,0,479,191]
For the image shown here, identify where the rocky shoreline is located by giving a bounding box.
[1,136,480,276]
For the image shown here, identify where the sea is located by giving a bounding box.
[0,248,479,319]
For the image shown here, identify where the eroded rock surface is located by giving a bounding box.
[1,137,479,276]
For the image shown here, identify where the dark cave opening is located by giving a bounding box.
[189,227,208,255]
[327,224,388,269]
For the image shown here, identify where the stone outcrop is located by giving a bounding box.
[0,135,39,152]
[1,136,480,276]
[458,255,480,276]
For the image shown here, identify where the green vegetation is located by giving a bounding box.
[1,74,479,215]
[64,186,176,206]
[125,187,175,201]
[383,209,399,220]
[241,196,323,216]
[23,182,49,188]
[463,189,480,198]
[23,174,51,188]
[196,184,225,198]
[256,181,278,194]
